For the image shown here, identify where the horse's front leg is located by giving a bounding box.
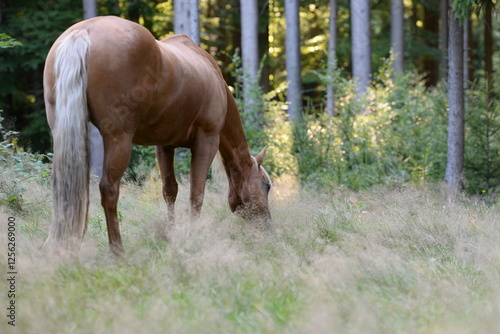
[100,134,133,256]
[156,146,178,224]
[189,134,220,220]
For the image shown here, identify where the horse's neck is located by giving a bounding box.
[218,88,253,186]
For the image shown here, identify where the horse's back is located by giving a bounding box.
[46,16,229,147]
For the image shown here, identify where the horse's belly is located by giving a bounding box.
[132,123,192,147]
[131,88,227,148]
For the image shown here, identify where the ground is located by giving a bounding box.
[0,170,499,333]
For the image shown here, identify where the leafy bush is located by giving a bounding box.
[261,96,298,177]
[464,80,500,196]
[126,146,195,185]
[120,54,500,198]
[0,33,22,48]
[126,145,156,184]
[0,111,51,211]
[0,34,52,211]
[258,59,449,191]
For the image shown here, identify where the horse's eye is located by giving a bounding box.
[263,181,271,193]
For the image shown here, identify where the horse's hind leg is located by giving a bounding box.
[100,134,133,256]
[156,146,178,224]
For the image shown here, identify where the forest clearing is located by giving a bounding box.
[1,166,499,333]
[1,0,500,332]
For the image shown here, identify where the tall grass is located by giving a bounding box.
[1,167,499,333]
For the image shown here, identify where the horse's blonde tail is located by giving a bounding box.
[46,30,92,253]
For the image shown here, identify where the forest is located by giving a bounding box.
[0,0,499,195]
[1,1,500,333]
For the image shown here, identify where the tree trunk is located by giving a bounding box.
[174,0,187,34]
[351,0,371,98]
[241,0,259,115]
[326,0,337,116]
[284,0,302,122]
[83,0,97,19]
[390,0,404,74]
[445,3,464,194]
[174,0,200,45]
[189,0,200,45]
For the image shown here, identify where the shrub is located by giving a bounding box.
[464,80,500,197]
[0,111,51,212]
[257,59,449,191]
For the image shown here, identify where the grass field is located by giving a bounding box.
[1,169,499,334]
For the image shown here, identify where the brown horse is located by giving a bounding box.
[43,16,272,255]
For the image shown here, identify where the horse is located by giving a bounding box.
[43,16,272,255]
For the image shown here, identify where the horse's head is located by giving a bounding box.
[228,147,272,228]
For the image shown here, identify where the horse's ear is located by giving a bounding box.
[255,146,268,166]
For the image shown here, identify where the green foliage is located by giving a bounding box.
[126,146,157,185]
[464,80,500,197]
[258,58,449,191]
[0,110,51,212]
[1,0,82,71]
[253,54,500,196]
[126,146,193,185]
[0,33,22,48]
[451,0,478,22]
[0,0,83,152]
[261,99,297,177]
